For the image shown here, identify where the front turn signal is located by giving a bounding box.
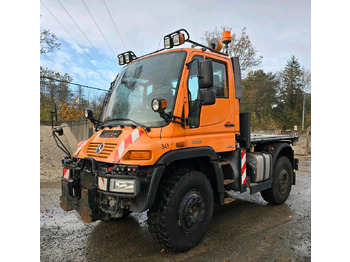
[123,150,152,160]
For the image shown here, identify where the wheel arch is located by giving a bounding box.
[150,147,224,207]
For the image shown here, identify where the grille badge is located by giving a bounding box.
[96,143,104,154]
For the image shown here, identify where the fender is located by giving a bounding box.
[269,143,294,167]
[156,146,218,165]
[132,147,225,211]
[268,142,296,185]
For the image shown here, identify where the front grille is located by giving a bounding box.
[86,142,117,159]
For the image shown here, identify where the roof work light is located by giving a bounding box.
[163,29,188,49]
[118,51,137,66]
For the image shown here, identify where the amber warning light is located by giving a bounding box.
[222,31,232,54]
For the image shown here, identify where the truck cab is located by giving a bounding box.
[55,29,298,252]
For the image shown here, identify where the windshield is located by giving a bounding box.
[102,51,186,127]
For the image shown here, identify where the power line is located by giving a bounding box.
[40,1,97,67]
[56,0,114,72]
[81,0,117,56]
[102,0,126,50]
[40,75,109,92]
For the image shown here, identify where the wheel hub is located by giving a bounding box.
[278,169,290,193]
[178,190,205,233]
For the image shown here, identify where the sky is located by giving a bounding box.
[40,0,311,92]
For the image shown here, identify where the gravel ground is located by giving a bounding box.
[40,125,71,187]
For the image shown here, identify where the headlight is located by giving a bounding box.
[109,179,136,193]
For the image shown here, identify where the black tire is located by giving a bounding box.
[261,156,293,205]
[147,169,214,252]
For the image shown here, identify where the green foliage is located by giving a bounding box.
[240,57,311,130]
[241,70,280,129]
[274,56,311,129]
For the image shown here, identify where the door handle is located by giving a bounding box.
[225,122,235,127]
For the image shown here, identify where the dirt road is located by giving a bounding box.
[40,153,311,261]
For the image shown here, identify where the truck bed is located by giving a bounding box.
[250,134,298,144]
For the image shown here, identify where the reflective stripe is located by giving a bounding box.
[114,129,144,162]
[63,168,70,180]
[241,150,247,185]
[74,141,87,156]
[98,177,107,191]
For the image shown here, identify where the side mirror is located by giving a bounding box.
[198,60,213,89]
[53,127,64,136]
[200,89,216,105]
[84,108,93,119]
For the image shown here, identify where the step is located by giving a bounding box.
[224,179,234,186]
[224,197,235,204]
[218,161,230,166]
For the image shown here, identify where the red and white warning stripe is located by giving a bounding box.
[113,129,144,162]
[74,140,87,156]
[98,177,107,191]
[241,149,247,185]
[63,168,70,180]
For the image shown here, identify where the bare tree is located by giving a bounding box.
[202,26,262,72]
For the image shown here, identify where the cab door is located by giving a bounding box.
[185,53,236,152]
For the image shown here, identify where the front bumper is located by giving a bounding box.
[60,157,165,223]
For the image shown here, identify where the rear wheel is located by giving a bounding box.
[261,156,293,205]
[147,169,213,252]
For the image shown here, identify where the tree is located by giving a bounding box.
[240,70,280,129]
[40,67,74,121]
[202,26,262,72]
[274,56,311,129]
[40,29,61,56]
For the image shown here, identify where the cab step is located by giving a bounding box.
[224,179,234,186]
[219,161,230,166]
[224,197,235,204]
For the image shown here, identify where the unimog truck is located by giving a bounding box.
[52,29,299,252]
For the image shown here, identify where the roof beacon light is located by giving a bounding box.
[222,31,232,55]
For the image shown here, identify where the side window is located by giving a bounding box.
[212,61,228,98]
[187,56,204,128]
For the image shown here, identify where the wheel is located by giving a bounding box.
[261,156,293,205]
[147,169,214,252]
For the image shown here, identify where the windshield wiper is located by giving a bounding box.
[103,118,150,132]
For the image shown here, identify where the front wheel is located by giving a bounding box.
[261,156,293,205]
[147,170,213,252]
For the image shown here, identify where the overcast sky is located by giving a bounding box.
[40,0,311,91]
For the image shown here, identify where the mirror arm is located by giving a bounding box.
[159,112,185,128]
[52,129,71,158]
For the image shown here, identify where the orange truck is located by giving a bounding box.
[52,29,299,252]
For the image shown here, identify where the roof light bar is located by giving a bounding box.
[163,29,189,49]
[118,51,137,66]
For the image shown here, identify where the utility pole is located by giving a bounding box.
[302,94,306,130]
[302,93,311,130]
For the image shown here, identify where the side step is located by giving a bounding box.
[224,179,234,186]
[224,197,235,204]
[224,191,235,205]
[249,180,272,194]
